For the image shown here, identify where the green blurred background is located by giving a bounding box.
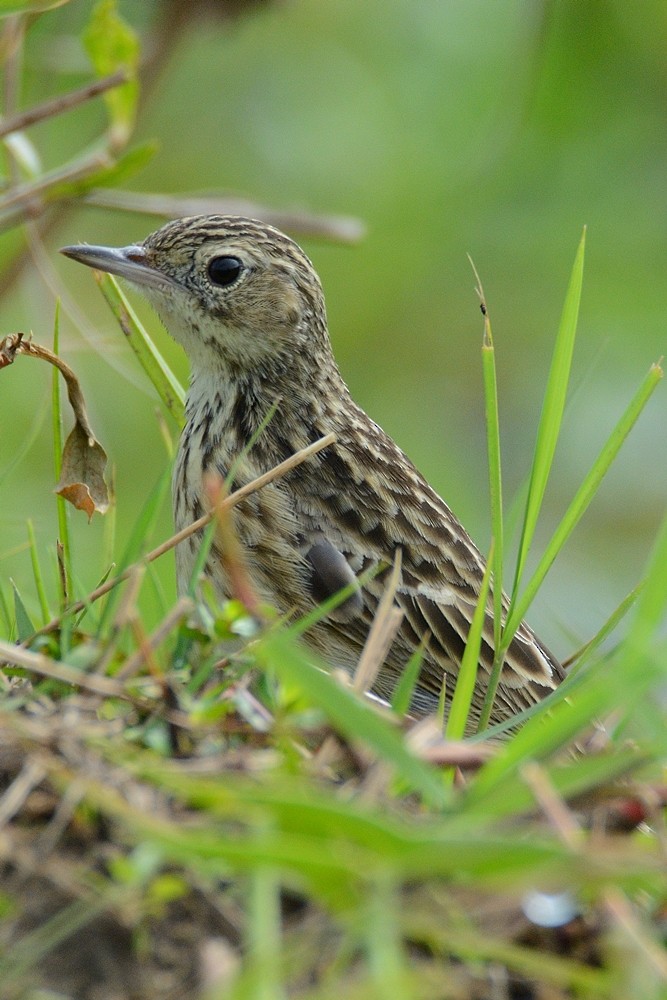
[2,0,666,655]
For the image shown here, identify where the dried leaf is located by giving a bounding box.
[55,421,109,521]
[0,331,24,368]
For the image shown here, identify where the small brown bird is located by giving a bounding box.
[62,215,564,726]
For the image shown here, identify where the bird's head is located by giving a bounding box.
[61,215,332,376]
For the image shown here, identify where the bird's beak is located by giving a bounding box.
[60,243,174,292]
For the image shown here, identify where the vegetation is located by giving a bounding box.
[1,3,665,998]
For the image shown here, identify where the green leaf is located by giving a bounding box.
[511,229,586,601]
[390,635,426,716]
[83,0,139,146]
[84,141,158,189]
[94,272,185,426]
[26,520,49,623]
[446,546,492,741]
[11,580,35,642]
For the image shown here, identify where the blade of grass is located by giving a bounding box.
[503,361,663,645]
[471,589,667,803]
[51,300,72,603]
[96,464,172,632]
[476,646,507,735]
[365,874,408,999]
[475,277,507,734]
[95,272,185,426]
[102,464,117,575]
[0,584,11,636]
[511,229,586,603]
[446,544,493,744]
[564,581,642,677]
[26,519,49,623]
[11,579,35,641]
[247,860,286,1000]
[623,502,667,652]
[459,745,649,826]
[474,582,644,742]
[471,260,504,652]
[390,634,428,716]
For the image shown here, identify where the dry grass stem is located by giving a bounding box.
[83,189,366,244]
[604,887,667,980]
[352,549,403,694]
[521,761,583,850]
[115,596,194,681]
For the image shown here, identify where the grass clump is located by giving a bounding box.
[1,231,665,1000]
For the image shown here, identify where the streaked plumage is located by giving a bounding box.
[62,215,564,725]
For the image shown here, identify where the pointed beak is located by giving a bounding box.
[60,243,174,292]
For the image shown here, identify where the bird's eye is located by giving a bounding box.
[207,256,243,287]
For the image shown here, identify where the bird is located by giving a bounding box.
[61,215,564,727]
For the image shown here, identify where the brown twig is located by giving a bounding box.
[0,70,129,139]
[30,432,337,639]
[115,597,194,681]
[9,337,97,441]
[83,189,366,244]
[521,760,583,850]
[0,640,131,699]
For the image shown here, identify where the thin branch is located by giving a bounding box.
[0,70,129,139]
[83,189,366,244]
[0,640,129,699]
[115,597,194,681]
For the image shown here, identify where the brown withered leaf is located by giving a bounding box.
[0,333,109,519]
[56,421,109,520]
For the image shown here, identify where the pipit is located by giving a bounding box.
[62,215,564,725]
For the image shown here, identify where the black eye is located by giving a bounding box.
[207,256,243,287]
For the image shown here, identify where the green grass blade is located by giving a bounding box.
[97,464,172,631]
[11,579,35,641]
[26,519,49,623]
[512,229,586,601]
[365,875,408,999]
[390,634,427,716]
[503,361,663,644]
[620,502,667,671]
[566,581,642,679]
[246,862,285,1000]
[471,603,667,802]
[102,465,117,573]
[482,323,503,647]
[0,584,11,637]
[446,545,493,742]
[51,301,72,602]
[95,272,186,426]
[470,260,504,654]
